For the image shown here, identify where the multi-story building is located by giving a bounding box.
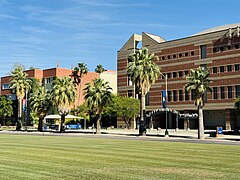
[117,24,240,130]
[1,66,117,121]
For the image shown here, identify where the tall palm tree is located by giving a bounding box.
[185,66,212,139]
[71,63,88,106]
[127,47,160,135]
[95,64,106,74]
[84,78,112,134]
[30,86,52,132]
[10,67,31,130]
[52,77,76,132]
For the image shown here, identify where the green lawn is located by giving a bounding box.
[0,134,239,180]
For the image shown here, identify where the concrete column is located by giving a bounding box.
[175,116,179,131]
[187,118,190,130]
[184,117,188,130]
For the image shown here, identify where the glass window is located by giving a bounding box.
[167,73,171,78]
[178,71,183,77]
[212,67,217,73]
[191,89,195,100]
[128,75,132,86]
[167,91,172,102]
[2,84,10,89]
[162,73,166,80]
[145,93,150,106]
[228,86,233,99]
[185,90,189,101]
[227,65,232,72]
[184,70,189,76]
[173,72,177,78]
[220,66,225,73]
[173,90,177,101]
[213,87,218,99]
[128,90,133,98]
[179,90,183,101]
[235,64,240,71]
[200,45,207,59]
[220,87,225,99]
[236,85,240,98]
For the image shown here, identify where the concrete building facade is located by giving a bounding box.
[117,24,240,130]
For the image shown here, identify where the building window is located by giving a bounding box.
[220,66,225,73]
[236,85,240,98]
[227,65,232,72]
[178,71,183,77]
[167,91,172,102]
[212,67,217,73]
[220,87,225,99]
[2,84,10,90]
[191,89,195,100]
[200,45,207,59]
[167,73,171,78]
[228,86,233,99]
[213,87,218,99]
[227,45,231,50]
[128,90,133,98]
[200,64,207,70]
[184,70,189,76]
[128,75,132,86]
[173,54,176,59]
[168,55,171,59]
[173,72,177,78]
[179,90,183,101]
[162,73,166,79]
[179,53,182,58]
[185,52,189,57]
[235,64,240,71]
[145,93,150,106]
[191,51,194,56]
[45,77,53,84]
[161,56,165,60]
[213,47,217,53]
[185,90,189,101]
[235,44,239,49]
[173,90,177,101]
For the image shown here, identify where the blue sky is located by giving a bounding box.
[0,0,240,76]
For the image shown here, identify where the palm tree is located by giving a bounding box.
[127,47,160,135]
[185,66,212,139]
[95,64,106,74]
[30,86,52,131]
[10,67,31,131]
[52,77,76,132]
[71,63,88,106]
[235,97,240,111]
[84,78,112,134]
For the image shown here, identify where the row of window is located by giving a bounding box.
[213,43,240,53]
[161,51,195,60]
[212,64,240,73]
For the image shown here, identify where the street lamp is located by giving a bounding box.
[161,73,168,137]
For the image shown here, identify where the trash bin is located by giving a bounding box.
[216,126,223,137]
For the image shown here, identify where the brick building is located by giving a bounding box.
[117,24,240,130]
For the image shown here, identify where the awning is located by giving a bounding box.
[44,114,83,119]
[149,108,179,116]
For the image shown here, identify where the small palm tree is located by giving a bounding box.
[95,64,106,74]
[185,66,212,139]
[52,77,76,132]
[84,78,112,134]
[30,86,52,131]
[10,67,31,130]
[127,47,160,135]
[235,97,240,111]
[71,63,88,106]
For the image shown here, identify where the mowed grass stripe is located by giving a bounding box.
[0,134,240,179]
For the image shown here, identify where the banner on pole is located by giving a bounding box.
[162,90,167,108]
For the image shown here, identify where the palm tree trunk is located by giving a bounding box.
[77,83,82,106]
[38,117,43,132]
[139,92,146,136]
[198,107,205,139]
[60,115,65,133]
[16,98,22,131]
[96,114,101,134]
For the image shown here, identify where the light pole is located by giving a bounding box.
[161,73,168,137]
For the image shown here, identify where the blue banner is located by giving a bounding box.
[162,90,167,108]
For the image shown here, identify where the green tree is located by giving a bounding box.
[30,86,52,131]
[115,96,140,129]
[52,77,76,132]
[127,47,160,135]
[71,63,88,106]
[235,97,240,111]
[10,67,31,130]
[95,64,106,74]
[185,66,212,139]
[84,78,112,134]
[0,96,13,125]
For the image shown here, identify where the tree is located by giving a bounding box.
[0,96,13,125]
[185,66,212,139]
[114,96,139,129]
[95,64,106,74]
[84,78,112,134]
[10,67,31,130]
[30,86,52,131]
[127,47,160,135]
[52,77,76,132]
[71,63,88,106]
[235,97,240,111]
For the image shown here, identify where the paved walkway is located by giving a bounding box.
[1,128,240,145]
